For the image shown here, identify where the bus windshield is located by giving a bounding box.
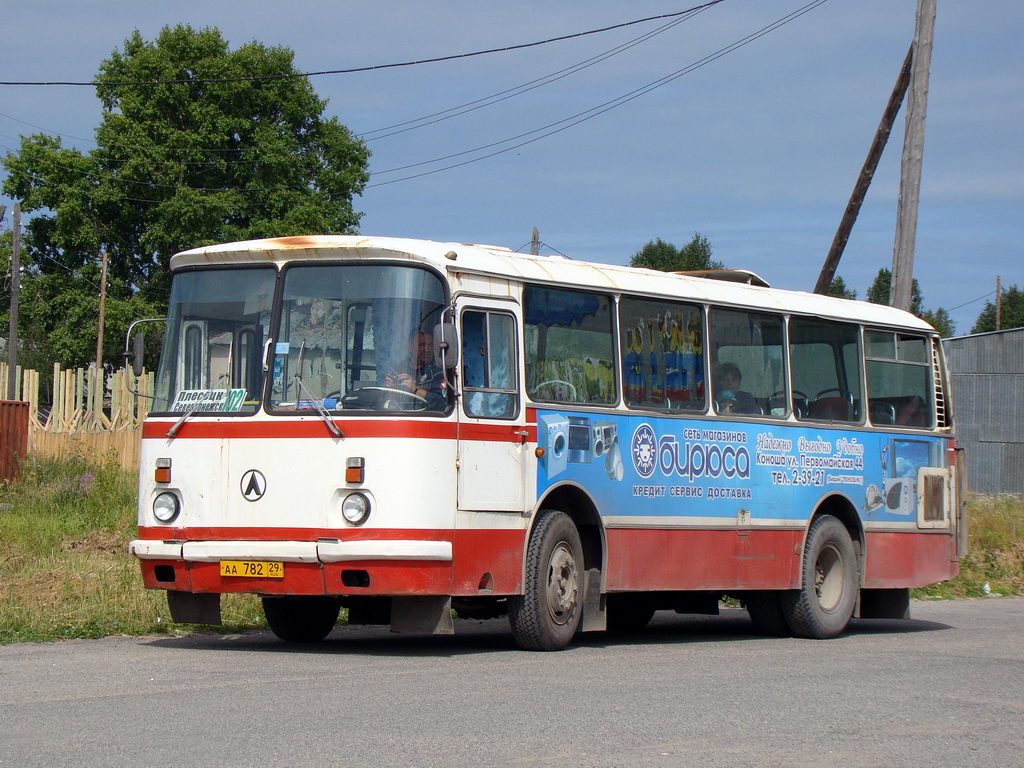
[154,267,276,414]
[270,264,448,413]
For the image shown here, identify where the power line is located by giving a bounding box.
[0,3,726,87]
[359,7,709,142]
[367,0,829,187]
[946,290,994,313]
[0,3,715,171]
[0,8,702,166]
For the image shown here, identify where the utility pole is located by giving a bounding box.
[94,251,109,413]
[890,0,936,311]
[529,227,540,256]
[995,274,1002,330]
[7,203,21,400]
[814,45,913,295]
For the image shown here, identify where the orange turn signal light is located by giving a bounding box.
[155,458,171,484]
[346,457,365,484]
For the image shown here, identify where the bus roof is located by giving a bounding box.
[172,235,935,333]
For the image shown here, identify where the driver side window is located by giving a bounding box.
[462,310,518,419]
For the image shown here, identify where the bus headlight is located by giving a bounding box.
[153,492,181,524]
[342,493,371,525]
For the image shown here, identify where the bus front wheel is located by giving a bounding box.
[509,510,584,651]
[781,515,857,639]
[262,596,341,642]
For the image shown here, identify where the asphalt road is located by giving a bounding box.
[2,598,1022,767]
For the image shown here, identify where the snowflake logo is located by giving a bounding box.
[631,424,657,478]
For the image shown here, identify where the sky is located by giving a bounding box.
[1,0,1020,335]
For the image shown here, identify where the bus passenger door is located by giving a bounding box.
[456,300,527,512]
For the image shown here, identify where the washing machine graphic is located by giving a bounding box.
[538,413,569,478]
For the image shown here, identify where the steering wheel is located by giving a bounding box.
[340,386,429,411]
[532,379,577,400]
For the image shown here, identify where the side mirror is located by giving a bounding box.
[131,332,145,377]
[434,322,459,369]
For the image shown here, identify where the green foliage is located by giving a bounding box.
[866,267,923,314]
[866,267,955,337]
[630,232,724,272]
[826,275,856,300]
[1,24,370,369]
[972,285,1024,333]
[0,454,264,643]
[919,307,955,338]
[914,495,1024,599]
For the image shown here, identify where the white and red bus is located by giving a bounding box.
[128,236,964,650]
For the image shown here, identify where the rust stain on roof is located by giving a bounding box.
[266,236,324,248]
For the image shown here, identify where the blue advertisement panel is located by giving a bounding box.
[535,409,945,524]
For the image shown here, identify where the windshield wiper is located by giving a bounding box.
[294,340,343,438]
[166,407,195,438]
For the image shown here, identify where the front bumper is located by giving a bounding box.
[130,538,454,596]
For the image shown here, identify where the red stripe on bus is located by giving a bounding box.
[605,528,804,591]
[137,527,525,597]
[863,530,958,588]
[141,419,533,442]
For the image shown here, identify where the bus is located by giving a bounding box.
[127,235,965,650]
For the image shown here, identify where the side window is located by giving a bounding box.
[789,318,862,422]
[462,310,518,419]
[182,322,205,391]
[524,286,616,405]
[865,330,933,428]
[620,297,705,411]
[709,308,785,418]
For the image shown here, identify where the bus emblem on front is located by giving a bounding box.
[240,470,267,501]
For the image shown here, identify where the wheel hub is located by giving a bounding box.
[814,543,844,613]
[546,542,579,625]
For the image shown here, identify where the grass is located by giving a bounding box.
[1,455,1022,642]
[913,494,1024,599]
[0,453,264,644]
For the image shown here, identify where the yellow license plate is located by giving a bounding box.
[219,560,284,579]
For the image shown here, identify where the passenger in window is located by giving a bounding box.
[385,330,446,410]
[715,362,758,415]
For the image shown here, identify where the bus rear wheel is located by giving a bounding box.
[781,515,857,639]
[509,510,584,651]
[262,596,341,642]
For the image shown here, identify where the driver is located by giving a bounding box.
[384,330,446,410]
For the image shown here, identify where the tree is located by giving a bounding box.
[826,276,856,300]
[972,285,1024,333]
[866,267,956,336]
[920,307,955,338]
[2,25,370,369]
[630,233,723,272]
[866,268,923,314]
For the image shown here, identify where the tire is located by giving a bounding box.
[262,596,341,642]
[744,591,791,637]
[781,515,858,639]
[508,510,584,651]
[605,594,656,634]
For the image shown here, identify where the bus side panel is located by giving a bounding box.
[605,528,802,592]
[451,528,526,596]
[863,531,959,588]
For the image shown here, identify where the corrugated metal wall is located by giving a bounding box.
[0,400,29,483]
[943,328,1024,496]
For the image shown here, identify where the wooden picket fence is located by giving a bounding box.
[0,361,154,472]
